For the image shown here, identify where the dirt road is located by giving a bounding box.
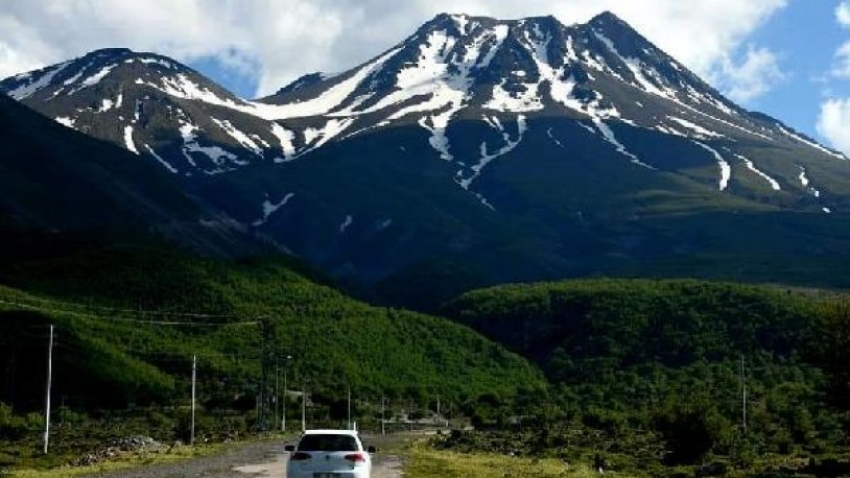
[90,438,404,478]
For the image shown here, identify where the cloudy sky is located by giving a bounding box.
[2,0,850,154]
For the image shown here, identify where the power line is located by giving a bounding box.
[0,298,262,327]
[0,294,244,319]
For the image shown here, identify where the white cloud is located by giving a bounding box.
[0,0,788,98]
[834,41,850,78]
[838,2,850,27]
[830,3,850,78]
[715,45,785,103]
[817,98,850,155]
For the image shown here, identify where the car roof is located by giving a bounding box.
[302,429,359,436]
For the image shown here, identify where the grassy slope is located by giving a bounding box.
[0,245,545,414]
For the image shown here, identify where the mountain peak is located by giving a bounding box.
[0,47,195,101]
[521,14,562,25]
[271,72,328,97]
[588,10,629,28]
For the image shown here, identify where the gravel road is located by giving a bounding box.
[88,437,404,478]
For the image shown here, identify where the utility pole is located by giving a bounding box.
[274,358,279,433]
[347,387,351,430]
[301,380,307,432]
[191,355,197,446]
[258,318,274,433]
[42,325,54,455]
[282,356,291,432]
[381,395,386,436]
[259,321,268,432]
[741,355,748,434]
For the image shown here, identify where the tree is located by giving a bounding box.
[654,396,732,465]
[808,299,850,409]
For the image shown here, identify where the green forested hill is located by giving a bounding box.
[441,279,850,466]
[0,245,544,418]
[443,279,817,372]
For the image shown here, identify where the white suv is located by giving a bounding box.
[285,429,375,478]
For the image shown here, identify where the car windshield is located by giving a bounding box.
[297,434,359,452]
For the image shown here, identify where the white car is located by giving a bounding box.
[285,429,375,478]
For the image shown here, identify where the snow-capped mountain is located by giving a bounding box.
[4,13,845,195]
[0,48,299,175]
[5,12,850,306]
[253,12,846,203]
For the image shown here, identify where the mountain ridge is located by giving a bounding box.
[0,89,270,258]
[3,12,850,306]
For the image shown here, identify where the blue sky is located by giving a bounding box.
[733,1,848,141]
[1,0,849,153]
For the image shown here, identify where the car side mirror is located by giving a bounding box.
[367,446,377,453]
[284,445,295,452]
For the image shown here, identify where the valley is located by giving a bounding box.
[1,8,850,478]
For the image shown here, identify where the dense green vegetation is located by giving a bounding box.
[5,243,850,476]
[0,244,544,468]
[441,279,850,475]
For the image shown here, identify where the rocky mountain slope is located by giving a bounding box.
[0,91,258,257]
[4,12,850,305]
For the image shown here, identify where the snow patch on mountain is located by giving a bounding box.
[252,192,295,226]
[144,144,178,174]
[128,57,178,69]
[255,47,401,120]
[82,65,116,87]
[211,118,264,157]
[8,61,71,100]
[594,118,654,169]
[478,25,510,67]
[348,26,508,158]
[654,124,686,137]
[96,95,123,113]
[473,192,497,211]
[779,126,846,160]
[124,126,139,155]
[270,123,297,162]
[459,115,527,189]
[593,31,672,99]
[340,215,354,233]
[693,141,731,191]
[486,81,543,113]
[581,48,615,77]
[486,25,585,114]
[547,127,565,148]
[358,29,479,158]
[736,154,780,190]
[799,166,821,197]
[327,94,375,117]
[303,118,355,150]
[577,121,596,135]
[139,74,248,111]
[668,117,724,139]
[55,117,76,129]
[675,99,771,141]
[419,110,456,161]
[178,117,243,172]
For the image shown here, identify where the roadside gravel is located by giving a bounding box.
[88,440,286,478]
